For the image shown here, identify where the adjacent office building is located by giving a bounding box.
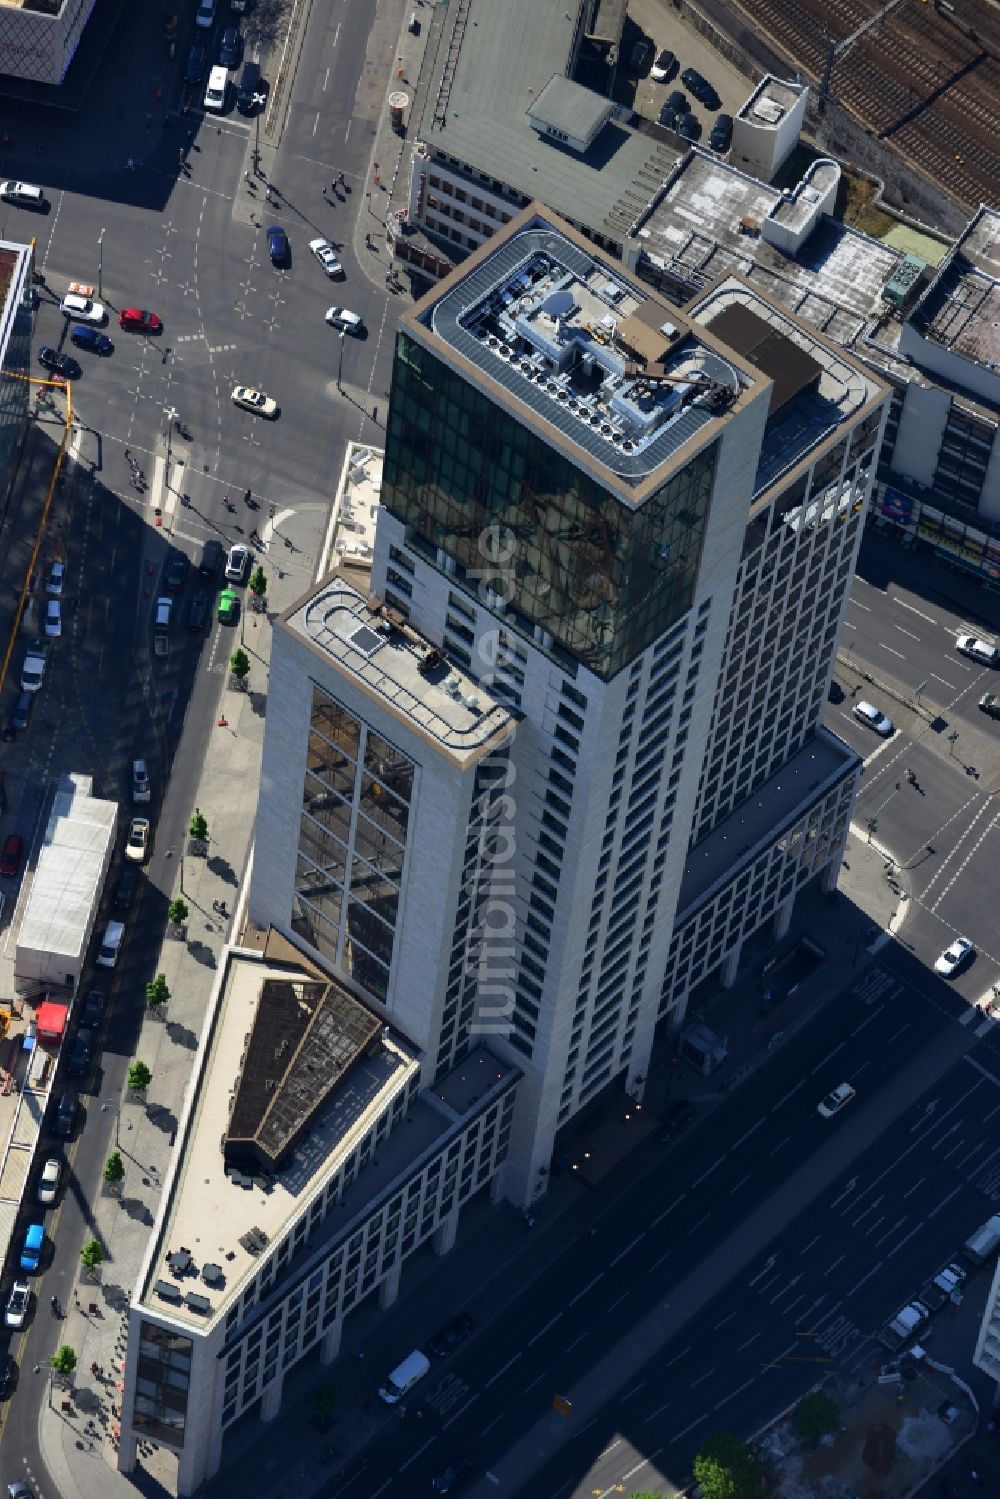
[251,205,888,1205]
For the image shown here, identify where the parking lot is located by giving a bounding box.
[620,0,754,138]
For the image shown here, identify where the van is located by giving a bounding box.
[378,1349,430,1404]
[20,1223,45,1272]
[204,64,228,113]
[200,538,224,579]
[236,60,261,114]
[0,180,44,208]
[963,1213,1000,1266]
[96,919,125,969]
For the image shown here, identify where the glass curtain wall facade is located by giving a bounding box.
[294,687,414,1002]
[0,246,33,504]
[383,331,718,679]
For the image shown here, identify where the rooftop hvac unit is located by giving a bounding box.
[445,674,462,695]
[464,695,480,711]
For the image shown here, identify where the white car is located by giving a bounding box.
[817,1082,855,1119]
[195,0,216,25]
[125,816,150,863]
[309,237,344,277]
[37,1158,61,1206]
[5,1281,30,1328]
[326,306,363,334]
[934,936,974,977]
[956,634,998,666]
[231,385,277,418]
[44,599,61,638]
[225,543,250,582]
[853,700,894,737]
[649,48,676,82]
[96,919,125,968]
[0,180,44,207]
[46,560,65,596]
[60,292,105,323]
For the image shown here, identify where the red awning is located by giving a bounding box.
[36,1001,69,1042]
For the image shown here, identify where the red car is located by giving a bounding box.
[0,832,24,877]
[119,308,162,333]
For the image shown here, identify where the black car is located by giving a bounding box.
[677,112,701,141]
[0,1351,14,1396]
[11,690,33,733]
[79,988,106,1028]
[709,113,733,152]
[431,1456,472,1495]
[187,591,210,632]
[665,89,688,116]
[113,866,140,911]
[658,104,683,130]
[66,1027,96,1078]
[184,43,207,85]
[37,347,80,379]
[428,1311,476,1358]
[219,26,242,68]
[656,1099,694,1141]
[164,552,188,592]
[54,1091,79,1138]
[681,67,720,108]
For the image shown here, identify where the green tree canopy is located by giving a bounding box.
[145,973,170,1010]
[167,898,189,928]
[189,809,209,843]
[249,565,267,599]
[103,1151,125,1187]
[128,1060,153,1094]
[692,1433,761,1499]
[230,647,250,684]
[50,1345,77,1378]
[795,1391,840,1445]
[80,1239,104,1273]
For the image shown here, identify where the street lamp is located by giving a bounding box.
[163,405,178,491]
[101,1100,121,1150]
[336,330,345,392]
[866,816,878,845]
[98,227,105,298]
[947,731,959,759]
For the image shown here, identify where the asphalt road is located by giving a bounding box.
[271,948,1000,1499]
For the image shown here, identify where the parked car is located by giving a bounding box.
[236,61,266,114]
[19,1224,45,1272]
[0,1350,15,1395]
[709,113,733,152]
[195,0,216,26]
[95,919,125,968]
[10,692,33,734]
[53,1091,78,1138]
[677,112,701,141]
[325,306,363,333]
[955,634,998,666]
[225,543,250,582]
[184,42,208,84]
[60,293,105,324]
[817,1082,855,1118]
[650,49,677,82]
[125,816,150,863]
[934,936,974,977]
[979,692,1000,718]
[852,700,894,736]
[65,1028,95,1078]
[431,1457,472,1495]
[37,347,80,379]
[164,552,188,591]
[217,587,239,624]
[4,1282,30,1328]
[231,385,277,417]
[132,758,151,803]
[626,38,652,72]
[46,560,65,595]
[0,180,44,208]
[681,66,720,108]
[267,225,289,264]
[79,988,106,1028]
[309,237,344,277]
[113,866,140,912]
[70,324,113,355]
[0,833,24,877]
[43,599,61,638]
[119,307,162,334]
[218,25,242,67]
[37,1158,62,1206]
[428,1312,476,1358]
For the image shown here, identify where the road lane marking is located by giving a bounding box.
[810,1042,845,1073]
[844,1264,883,1297]
[480,1416,503,1436]
[643,1401,672,1423]
[893,625,920,641]
[398,1437,437,1471]
[524,1374,545,1393]
[715,1376,755,1409]
[609,1234,644,1266]
[799,1234,822,1255]
[879,643,905,658]
[736,1332,762,1352]
[484,1353,521,1388]
[443,1393,479,1429]
[565,1332,588,1353]
[672,1415,707,1441]
[690,1156,727,1188]
[926,1183,965,1218]
[929,672,956,688]
[569,1274,604,1307]
[891,596,937,624]
[850,1009,882,1036]
[607,1292,629,1313]
[850,599,872,611]
[651,1194,686,1226]
[824,1254,846,1274]
[769,1135,791,1156]
[713,1311,738,1330]
[686,1212,711,1234]
[771,1080,805,1110]
[902,1176,925,1199]
[731,1118,765,1148]
[662,1346,691,1368]
[691,1368,716,1388]
[620,1382,646,1401]
[649,1250,672,1271]
[527,1313,563,1347]
[884,1223,922,1257]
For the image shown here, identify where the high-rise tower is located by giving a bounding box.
[252,205,888,1204]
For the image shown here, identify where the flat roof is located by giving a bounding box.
[528,74,614,148]
[738,75,805,126]
[411,0,680,246]
[284,577,515,768]
[16,773,117,966]
[907,206,1000,370]
[143,949,423,1330]
[406,208,756,491]
[677,732,858,920]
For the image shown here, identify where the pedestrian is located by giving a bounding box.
[124,448,131,463]
[338,171,345,188]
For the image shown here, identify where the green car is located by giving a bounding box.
[218,588,238,624]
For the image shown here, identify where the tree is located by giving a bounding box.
[50,1345,77,1380]
[145,973,170,1012]
[229,647,250,687]
[795,1391,840,1446]
[128,1060,153,1096]
[103,1151,125,1193]
[167,897,189,933]
[80,1239,104,1278]
[249,565,267,606]
[693,1433,761,1499]
[189,808,209,845]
